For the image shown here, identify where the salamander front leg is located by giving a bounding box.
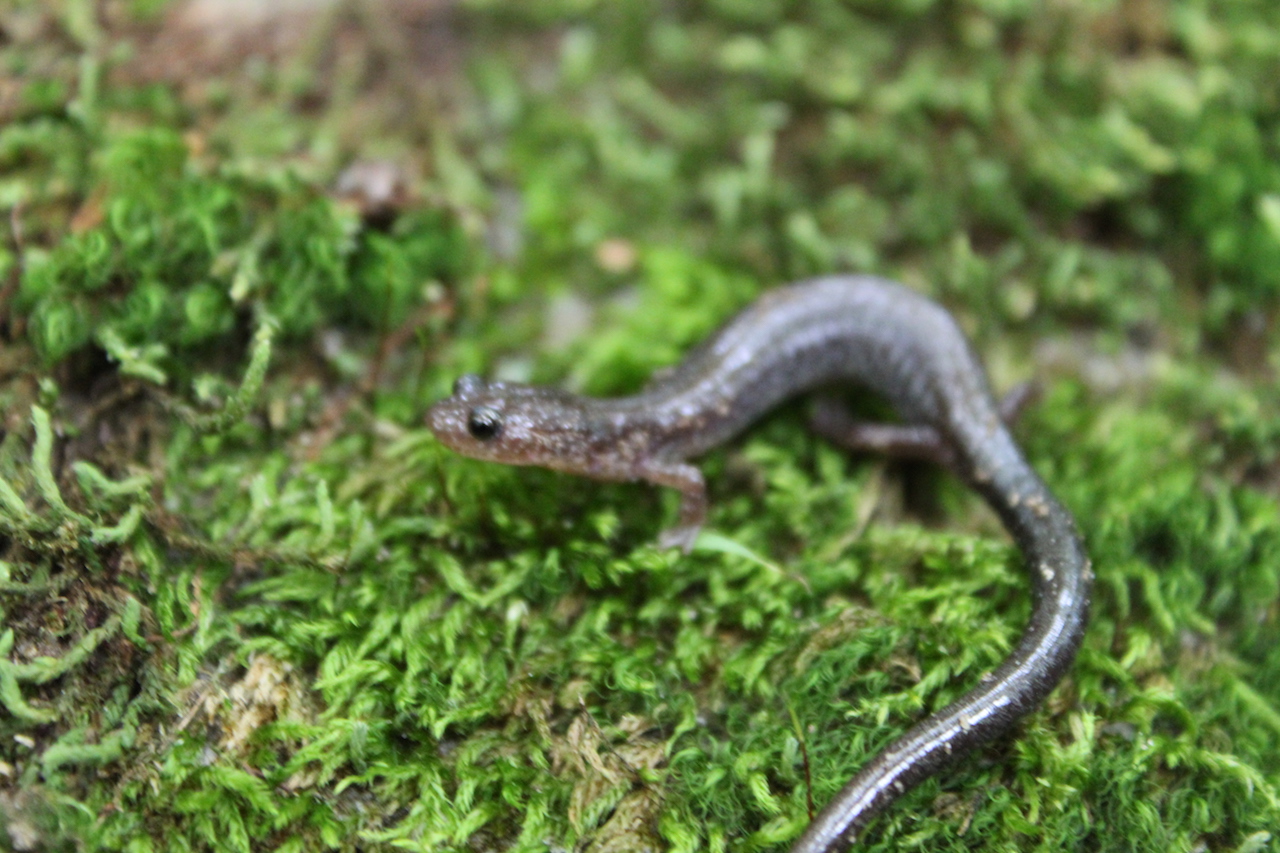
[636,460,708,552]
[811,383,1038,472]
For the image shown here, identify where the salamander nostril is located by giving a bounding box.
[466,407,503,441]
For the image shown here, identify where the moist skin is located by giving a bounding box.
[426,275,1091,852]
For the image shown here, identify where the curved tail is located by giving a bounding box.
[790,426,1091,852]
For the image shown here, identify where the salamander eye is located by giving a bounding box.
[466,407,504,441]
[453,374,486,397]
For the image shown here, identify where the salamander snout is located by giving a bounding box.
[427,375,509,453]
[425,397,497,454]
[426,378,592,469]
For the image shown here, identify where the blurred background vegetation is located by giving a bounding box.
[0,0,1277,851]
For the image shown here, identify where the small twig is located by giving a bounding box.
[303,292,454,460]
[0,200,26,327]
[788,704,816,820]
[144,506,343,574]
[0,568,77,596]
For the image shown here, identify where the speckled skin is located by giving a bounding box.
[425,275,1091,852]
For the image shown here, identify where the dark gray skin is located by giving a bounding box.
[426,275,1091,852]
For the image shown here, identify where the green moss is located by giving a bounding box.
[0,1,1277,852]
[15,126,465,371]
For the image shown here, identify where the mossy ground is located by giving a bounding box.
[1,1,1278,851]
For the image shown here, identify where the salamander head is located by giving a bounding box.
[426,374,595,471]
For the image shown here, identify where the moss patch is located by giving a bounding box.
[1,1,1277,851]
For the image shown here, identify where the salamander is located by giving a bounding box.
[426,275,1091,851]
